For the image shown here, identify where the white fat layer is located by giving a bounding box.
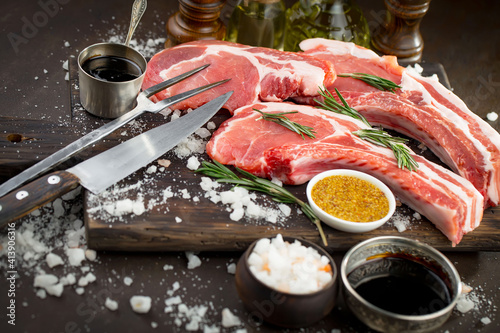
[299,38,378,60]
[402,71,499,204]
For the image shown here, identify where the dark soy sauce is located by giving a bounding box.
[348,256,452,316]
[82,55,142,82]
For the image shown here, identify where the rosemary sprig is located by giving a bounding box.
[315,87,419,171]
[354,129,419,171]
[254,109,316,140]
[338,73,402,93]
[315,87,371,127]
[196,160,328,246]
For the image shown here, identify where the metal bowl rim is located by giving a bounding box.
[340,236,462,321]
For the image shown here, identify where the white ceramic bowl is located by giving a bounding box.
[306,169,396,233]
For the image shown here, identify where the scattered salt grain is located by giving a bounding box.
[480,317,491,325]
[165,296,182,306]
[227,263,236,274]
[187,156,201,170]
[163,264,174,271]
[130,295,152,314]
[487,112,498,122]
[204,324,220,333]
[85,249,97,261]
[175,217,183,223]
[158,159,171,168]
[45,283,64,297]
[105,297,119,311]
[391,212,411,232]
[186,252,202,269]
[146,165,158,174]
[221,308,241,328]
[46,253,64,268]
[195,127,211,139]
[151,321,158,329]
[61,273,76,286]
[206,121,216,130]
[64,41,70,47]
[456,294,476,313]
[36,289,47,299]
[124,276,133,286]
[75,287,85,295]
[62,59,68,71]
[66,248,86,266]
[34,274,58,288]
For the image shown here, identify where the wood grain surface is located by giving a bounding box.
[73,62,499,252]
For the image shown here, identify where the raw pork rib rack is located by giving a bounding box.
[206,102,484,246]
[143,39,500,245]
[299,38,500,208]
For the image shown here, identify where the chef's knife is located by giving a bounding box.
[0,64,220,198]
[0,91,232,226]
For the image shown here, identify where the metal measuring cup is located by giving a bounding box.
[77,43,147,119]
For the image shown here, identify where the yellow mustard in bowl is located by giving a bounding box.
[311,175,389,223]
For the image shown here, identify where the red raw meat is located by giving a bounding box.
[207,102,484,245]
[142,40,336,112]
[299,38,500,207]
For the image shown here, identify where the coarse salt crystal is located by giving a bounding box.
[487,112,498,122]
[186,252,202,269]
[46,253,64,268]
[124,276,133,286]
[66,248,86,266]
[175,217,183,223]
[227,263,236,274]
[130,295,152,314]
[105,297,119,311]
[165,295,182,306]
[146,165,157,174]
[456,294,476,313]
[186,156,201,170]
[195,127,211,138]
[203,324,220,333]
[45,283,64,297]
[480,317,491,325]
[221,308,241,328]
[34,274,58,288]
[85,249,97,261]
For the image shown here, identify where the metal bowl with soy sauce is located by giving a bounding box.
[340,236,462,333]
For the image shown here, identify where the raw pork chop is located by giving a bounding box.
[142,40,336,112]
[299,38,500,207]
[206,102,484,245]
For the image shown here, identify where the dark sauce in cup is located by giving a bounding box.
[347,254,452,316]
[81,55,142,82]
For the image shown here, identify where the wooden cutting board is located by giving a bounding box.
[63,60,499,252]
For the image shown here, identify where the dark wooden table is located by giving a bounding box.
[0,0,499,332]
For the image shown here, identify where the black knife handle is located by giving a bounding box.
[0,171,80,228]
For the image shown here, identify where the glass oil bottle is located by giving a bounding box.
[226,0,286,50]
[284,0,370,52]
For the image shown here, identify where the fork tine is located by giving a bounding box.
[142,64,210,98]
[149,79,231,113]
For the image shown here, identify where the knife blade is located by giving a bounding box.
[0,91,232,226]
[0,64,222,198]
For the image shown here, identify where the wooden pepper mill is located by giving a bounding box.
[166,0,226,48]
[371,0,431,64]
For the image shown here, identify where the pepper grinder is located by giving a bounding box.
[371,0,431,64]
[166,0,226,48]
